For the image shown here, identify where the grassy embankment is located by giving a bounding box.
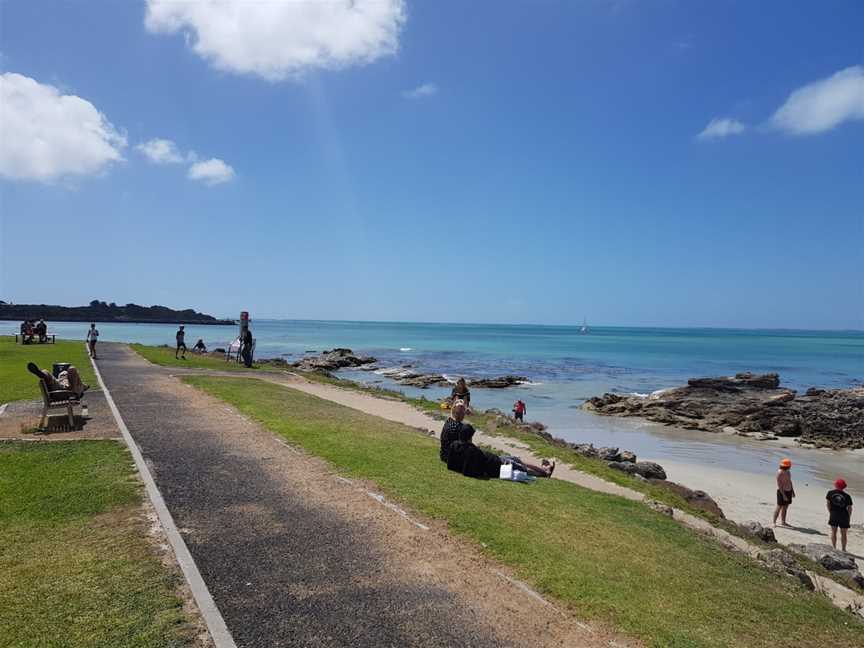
[185,375,864,648]
[0,441,196,647]
[131,343,279,373]
[0,336,96,403]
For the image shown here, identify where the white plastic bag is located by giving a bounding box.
[499,463,514,480]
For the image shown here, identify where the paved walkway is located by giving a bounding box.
[96,344,622,648]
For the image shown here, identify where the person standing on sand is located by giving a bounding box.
[827,478,853,552]
[772,458,795,527]
[86,323,99,358]
[175,325,187,359]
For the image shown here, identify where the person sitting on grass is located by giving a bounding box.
[27,362,88,399]
[192,339,207,353]
[446,418,555,479]
[440,400,469,462]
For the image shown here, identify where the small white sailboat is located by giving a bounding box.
[579,318,589,334]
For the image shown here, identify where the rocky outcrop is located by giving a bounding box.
[789,543,858,572]
[467,375,528,388]
[583,372,864,449]
[607,461,667,480]
[757,549,815,590]
[291,348,377,372]
[649,480,725,518]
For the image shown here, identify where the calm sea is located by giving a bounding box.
[41,319,863,482]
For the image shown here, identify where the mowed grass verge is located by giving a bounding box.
[0,441,196,647]
[0,337,96,403]
[131,343,277,373]
[185,375,864,648]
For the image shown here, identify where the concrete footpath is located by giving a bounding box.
[95,343,623,648]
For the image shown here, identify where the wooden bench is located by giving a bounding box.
[27,363,80,430]
[14,332,56,344]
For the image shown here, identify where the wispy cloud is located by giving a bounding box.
[136,138,184,164]
[770,65,864,135]
[188,158,235,185]
[696,117,746,141]
[403,82,438,99]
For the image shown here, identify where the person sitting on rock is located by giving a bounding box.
[451,377,471,409]
[772,458,795,527]
[446,420,554,479]
[826,478,853,552]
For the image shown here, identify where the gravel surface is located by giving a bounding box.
[98,343,626,648]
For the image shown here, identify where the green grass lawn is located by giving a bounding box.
[0,441,196,647]
[131,343,277,372]
[185,376,864,648]
[0,336,97,403]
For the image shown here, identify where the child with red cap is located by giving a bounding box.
[826,478,853,552]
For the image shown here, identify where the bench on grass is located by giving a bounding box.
[13,332,56,344]
[26,362,81,430]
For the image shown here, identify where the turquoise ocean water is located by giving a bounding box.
[40,319,863,486]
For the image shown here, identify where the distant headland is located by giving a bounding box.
[0,300,236,325]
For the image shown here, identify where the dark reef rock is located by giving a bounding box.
[467,375,528,388]
[291,348,377,372]
[583,372,864,449]
[789,543,858,572]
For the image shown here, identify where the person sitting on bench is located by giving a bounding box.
[28,362,89,399]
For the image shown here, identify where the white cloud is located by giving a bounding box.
[696,117,746,140]
[771,65,864,135]
[144,0,406,81]
[188,158,235,185]
[403,82,438,99]
[136,138,184,164]
[0,72,126,182]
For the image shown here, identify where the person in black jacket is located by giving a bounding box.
[445,419,555,479]
[440,400,468,463]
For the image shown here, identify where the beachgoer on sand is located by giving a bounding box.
[86,323,99,358]
[175,325,187,359]
[513,399,526,422]
[451,378,471,408]
[772,458,795,527]
[826,478,853,552]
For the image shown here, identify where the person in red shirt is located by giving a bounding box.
[512,399,526,422]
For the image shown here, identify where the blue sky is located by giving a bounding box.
[0,0,862,329]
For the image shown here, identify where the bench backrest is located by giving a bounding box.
[37,377,51,406]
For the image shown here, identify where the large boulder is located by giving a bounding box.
[466,375,529,388]
[789,543,857,571]
[607,461,667,481]
[292,348,377,372]
[834,569,864,590]
[650,481,725,518]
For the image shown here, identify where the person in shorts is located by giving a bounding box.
[175,325,187,359]
[86,323,99,358]
[512,399,526,422]
[772,458,795,527]
[826,478,853,552]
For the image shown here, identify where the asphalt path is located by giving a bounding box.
[95,343,512,648]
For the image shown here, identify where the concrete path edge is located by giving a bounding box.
[87,347,237,648]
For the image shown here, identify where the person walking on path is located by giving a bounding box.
[826,478,853,552]
[175,325,187,359]
[772,458,795,527]
[513,399,526,422]
[86,323,99,358]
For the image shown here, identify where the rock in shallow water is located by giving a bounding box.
[582,372,864,449]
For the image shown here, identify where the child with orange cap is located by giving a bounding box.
[826,478,853,552]
[772,458,795,527]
